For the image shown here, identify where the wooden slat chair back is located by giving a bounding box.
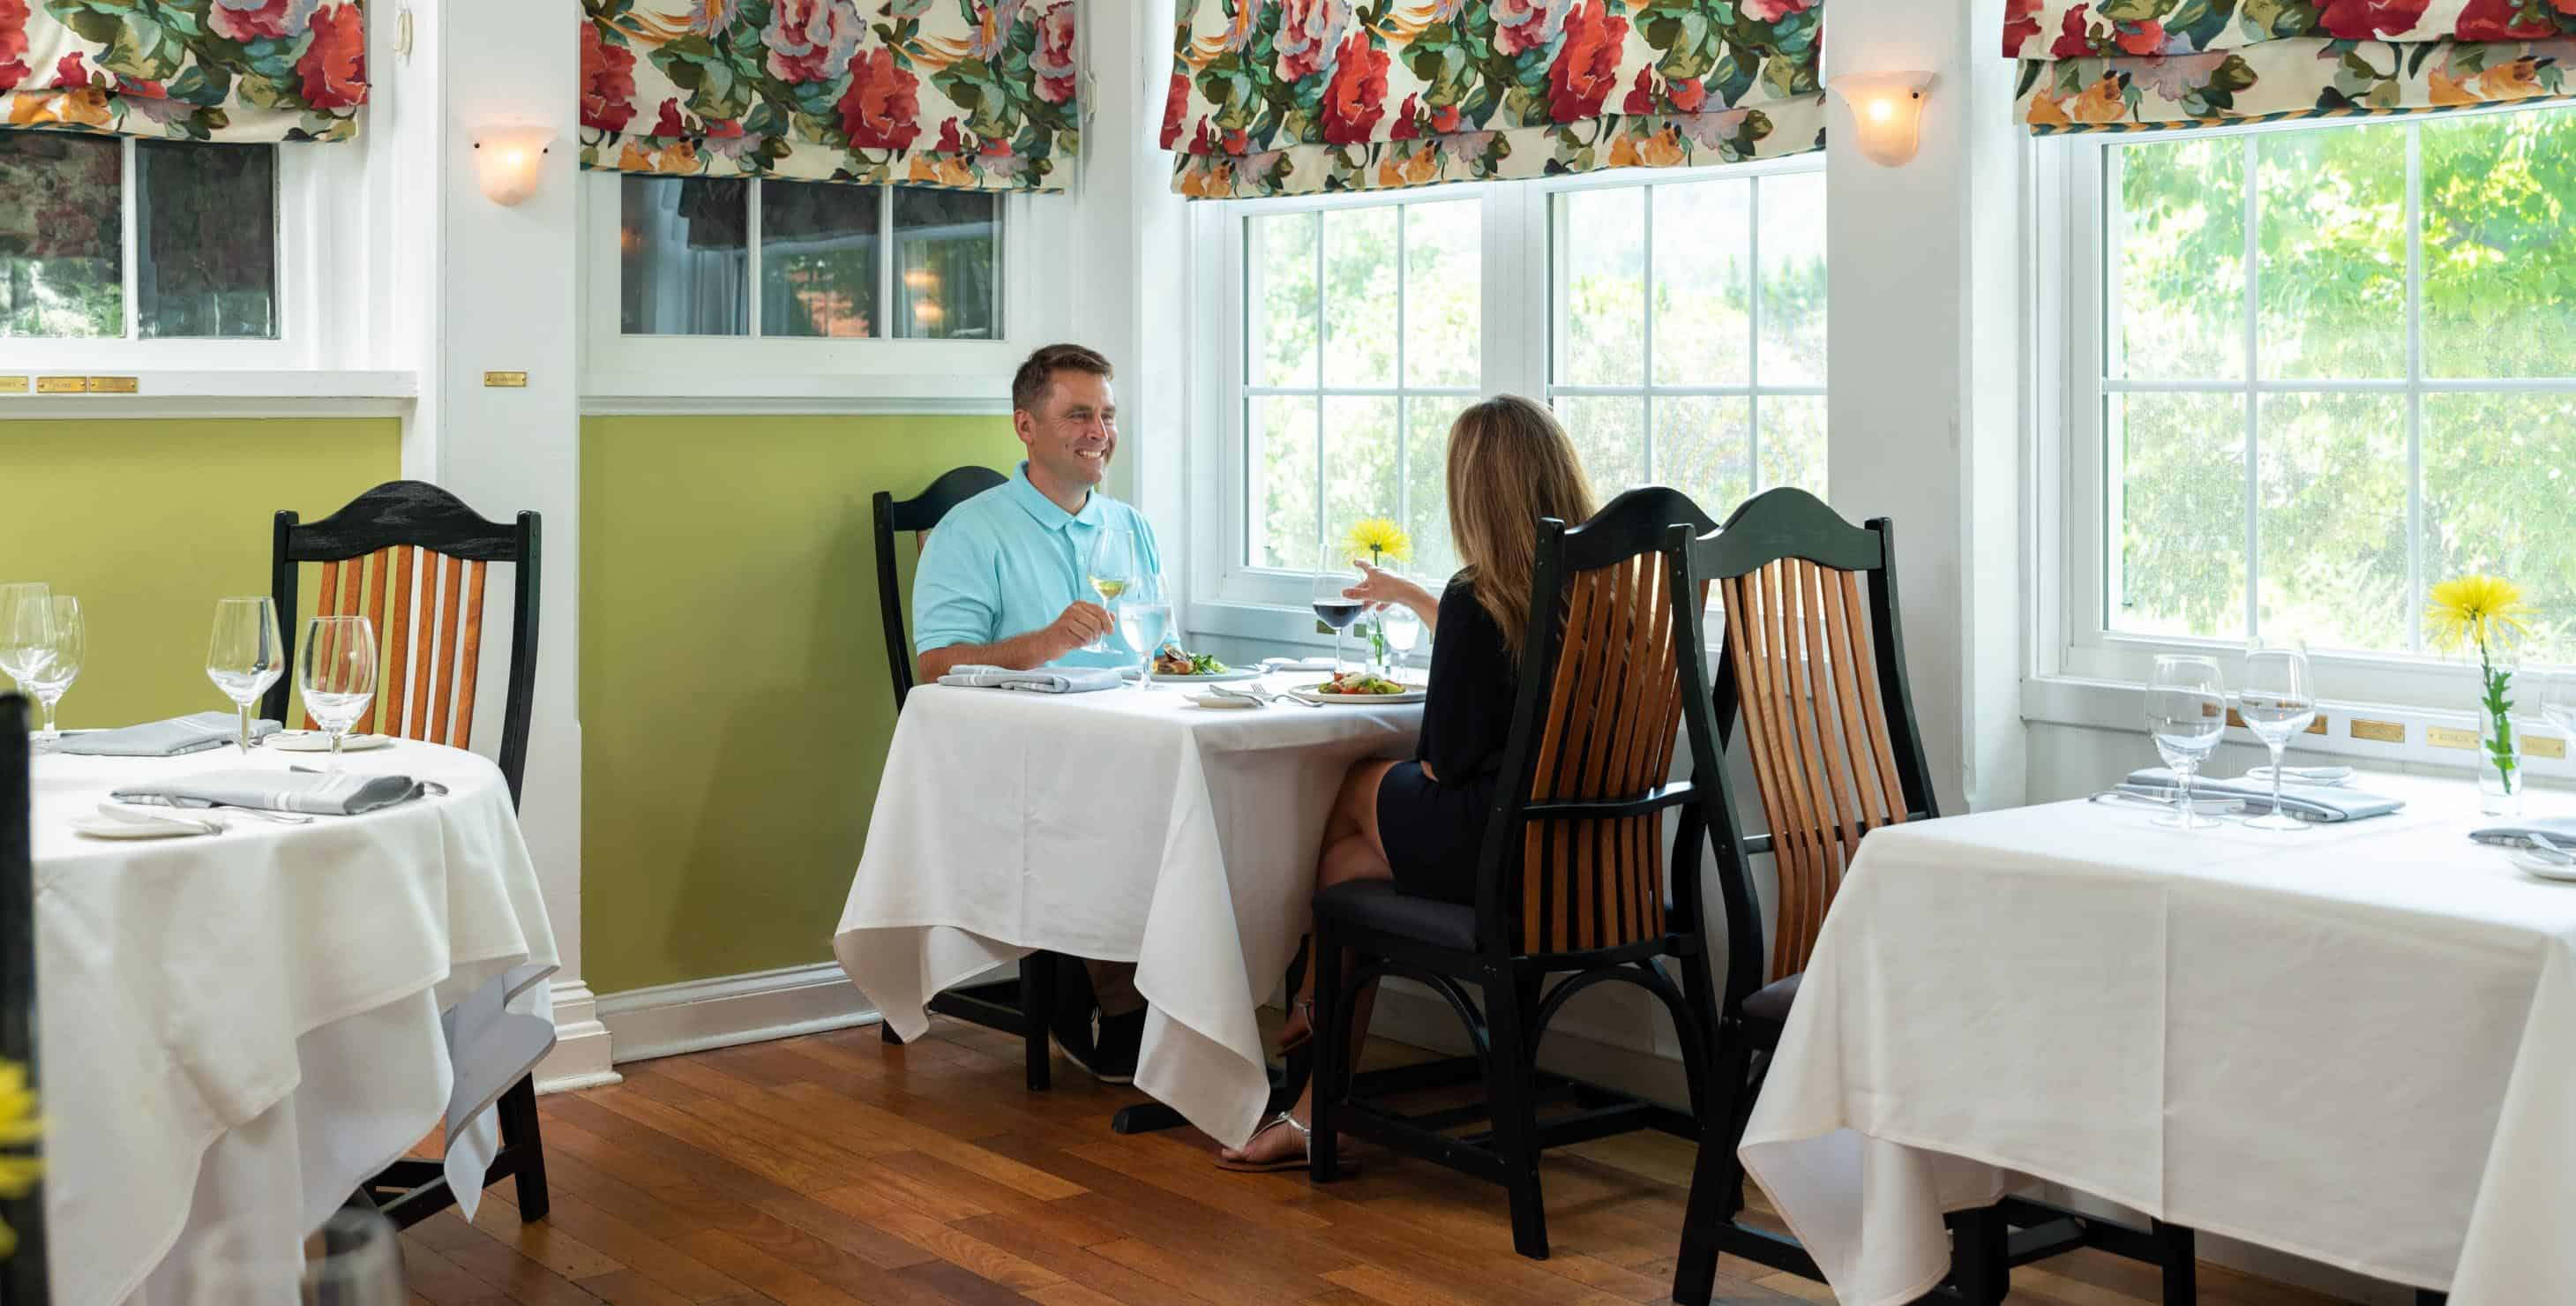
[264,481,541,807]
[0,695,47,1297]
[1705,494,1933,980]
[1511,539,1700,957]
[873,465,1008,711]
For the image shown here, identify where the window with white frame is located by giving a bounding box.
[1225,161,1828,603]
[618,176,1001,341]
[2067,102,2576,682]
[0,134,278,340]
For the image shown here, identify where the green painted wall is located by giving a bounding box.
[580,415,1025,995]
[0,418,403,728]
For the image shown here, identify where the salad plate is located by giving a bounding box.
[1290,672,1427,705]
[1133,646,1267,683]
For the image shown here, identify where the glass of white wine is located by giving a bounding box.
[1083,526,1138,654]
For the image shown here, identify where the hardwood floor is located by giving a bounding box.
[410,1022,2353,1306]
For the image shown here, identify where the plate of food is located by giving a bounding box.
[1290,672,1428,705]
[1134,645,1266,684]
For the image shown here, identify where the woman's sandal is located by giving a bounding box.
[1216,1111,1314,1174]
[1276,996,1318,1056]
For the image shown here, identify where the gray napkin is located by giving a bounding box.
[111,768,438,816]
[2121,768,2406,822]
[935,664,1125,694]
[55,712,280,758]
[2468,817,2576,851]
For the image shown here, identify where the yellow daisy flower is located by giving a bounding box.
[2426,574,2534,654]
[0,1059,40,1261]
[1343,518,1412,565]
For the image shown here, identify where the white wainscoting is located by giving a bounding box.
[594,962,884,1066]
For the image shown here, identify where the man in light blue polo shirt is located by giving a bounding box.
[910,342,1161,1083]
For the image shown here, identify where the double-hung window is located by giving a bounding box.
[0,134,279,342]
[1207,157,1829,615]
[2053,102,2576,700]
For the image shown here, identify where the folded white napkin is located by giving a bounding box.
[2120,768,2404,822]
[935,664,1125,694]
[112,768,440,815]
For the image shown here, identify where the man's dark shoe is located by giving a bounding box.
[1088,1008,1144,1085]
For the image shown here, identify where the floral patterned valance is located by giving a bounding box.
[580,0,1079,193]
[0,0,367,143]
[1161,0,1824,199]
[2007,2,2576,135]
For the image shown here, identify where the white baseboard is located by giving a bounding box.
[595,961,882,1065]
[535,981,622,1093]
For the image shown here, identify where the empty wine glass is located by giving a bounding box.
[21,596,85,752]
[2237,645,2318,832]
[1083,527,1138,654]
[300,616,378,770]
[1311,544,1366,677]
[1117,572,1172,692]
[0,582,53,702]
[2146,654,2228,829]
[206,597,285,754]
[187,1207,405,1306]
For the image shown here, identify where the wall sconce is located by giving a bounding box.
[471,126,554,205]
[1829,72,1934,168]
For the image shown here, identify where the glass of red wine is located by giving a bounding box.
[1311,542,1366,679]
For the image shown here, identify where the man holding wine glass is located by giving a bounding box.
[907,342,1164,1082]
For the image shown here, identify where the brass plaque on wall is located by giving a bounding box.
[35,376,86,394]
[0,377,26,394]
[2349,718,2406,744]
[2528,736,2567,761]
[483,371,528,388]
[2426,725,2479,751]
[86,375,139,394]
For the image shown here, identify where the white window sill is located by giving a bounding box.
[2022,673,2571,780]
[0,370,416,420]
[580,372,1013,417]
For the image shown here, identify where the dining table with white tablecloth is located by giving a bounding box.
[1735,771,2576,1306]
[834,674,1422,1149]
[29,739,557,1306]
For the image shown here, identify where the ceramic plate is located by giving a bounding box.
[72,814,217,840]
[1290,685,1429,706]
[1131,667,1267,684]
[269,731,393,753]
[2508,849,2576,883]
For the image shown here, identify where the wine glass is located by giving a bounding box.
[187,1207,406,1306]
[0,582,54,701]
[1311,544,1366,677]
[21,596,85,753]
[1082,527,1138,654]
[206,597,285,755]
[300,616,378,770]
[2237,645,2318,832]
[1376,567,1422,678]
[2145,654,2228,829]
[1117,572,1172,693]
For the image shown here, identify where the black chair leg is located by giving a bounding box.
[1946,1207,2008,1305]
[1023,951,1056,1092]
[1672,1035,1756,1306]
[2153,1220,2195,1306]
[1308,918,1347,1182]
[496,1073,549,1221]
[880,1021,905,1045]
[1482,963,1548,1259]
[2415,1292,2449,1306]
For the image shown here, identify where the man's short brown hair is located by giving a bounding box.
[1012,343,1114,417]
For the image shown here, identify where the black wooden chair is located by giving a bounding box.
[2,694,46,1300]
[1666,488,2196,1306]
[1306,487,1720,1259]
[268,481,553,1229]
[871,466,1059,1092]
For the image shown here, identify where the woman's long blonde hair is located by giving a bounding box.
[1446,395,1599,658]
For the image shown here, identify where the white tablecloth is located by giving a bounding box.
[835,676,1420,1148]
[1737,773,2576,1305]
[31,740,557,1306]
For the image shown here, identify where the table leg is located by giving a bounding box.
[1945,1207,2008,1306]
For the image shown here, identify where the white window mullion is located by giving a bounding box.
[121,139,140,340]
[1748,175,1765,492]
[1640,181,1657,484]
[1312,210,1327,554]
[879,185,896,339]
[2240,133,2262,642]
[746,180,765,338]
[1395,205,1410,546]
[2404,124,2427,656]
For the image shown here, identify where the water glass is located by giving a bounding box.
[1311,544,1366,676]
[1083,527,1138,654]
[0,582,53,697]
[1117,574,1172,691]
[2237,646,2318,832]
[187,1208,405,1306]
[22,596,85,751]
[1380,592,1423,670]
[300,616,378,769]
[206,597,285,754]
[2145,654,2228,829]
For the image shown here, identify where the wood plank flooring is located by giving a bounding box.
[408,1022,2355,1306]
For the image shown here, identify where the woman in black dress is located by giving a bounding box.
[1219,394,1599,1172]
